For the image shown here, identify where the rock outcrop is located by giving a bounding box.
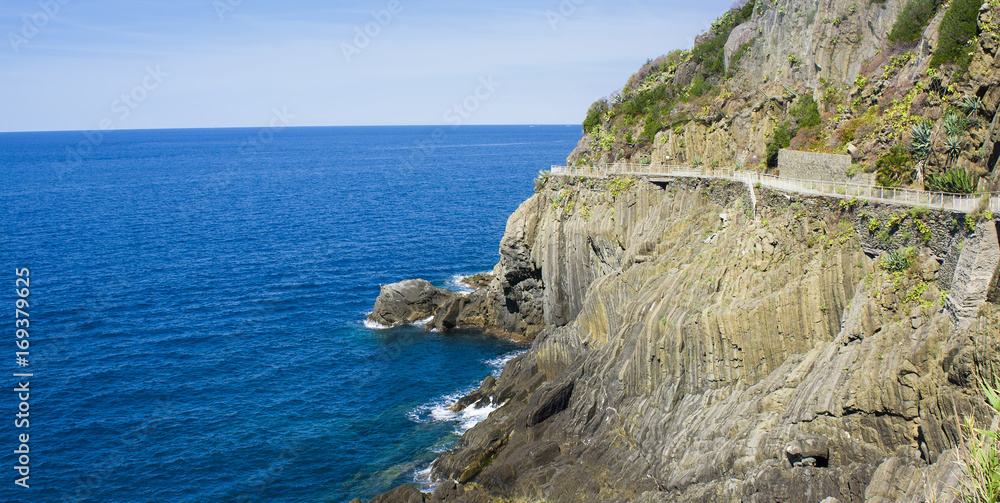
[368,279,458,327]
[361,175,1000,503]
[358,0,1000,498]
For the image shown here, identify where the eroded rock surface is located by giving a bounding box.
[368,279,458,327]
[361,176,1000,503]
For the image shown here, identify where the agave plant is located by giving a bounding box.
[925,168,977,194]
[961,96,984,118]
[944,134,963,160]
[910,122,933,159]
[881,249,911,272]
[944,113,968,137]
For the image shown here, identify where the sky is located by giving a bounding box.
[0,0,738,132]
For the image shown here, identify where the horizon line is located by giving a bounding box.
[0,123,582,135]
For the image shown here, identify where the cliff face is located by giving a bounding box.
[359,0,1000,500]
[418,177,1000,503]
[570,0,1000,192]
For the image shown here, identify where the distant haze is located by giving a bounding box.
[0,0,736,132]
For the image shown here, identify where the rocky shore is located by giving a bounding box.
[356,0,1000,498]
[359,174,999,502]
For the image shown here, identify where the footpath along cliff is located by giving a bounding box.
[359,0,1000,500]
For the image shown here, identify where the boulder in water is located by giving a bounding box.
[368,279,458,327]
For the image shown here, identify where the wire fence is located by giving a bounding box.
[550,164,1000,214]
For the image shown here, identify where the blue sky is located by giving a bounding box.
[0,0,736,132]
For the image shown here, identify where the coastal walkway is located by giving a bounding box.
[550,163,1000,215]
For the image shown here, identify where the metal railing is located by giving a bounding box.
[550,164,1000,214]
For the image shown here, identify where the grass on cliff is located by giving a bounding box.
[690,0,756,78]
[962,375,1000,503]
[579,1,756,146]
[888,0,944,46]
[931,0,981,71]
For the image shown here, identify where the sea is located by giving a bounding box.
[0,125,581,502]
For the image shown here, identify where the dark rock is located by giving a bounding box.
[524,379,574,427]
[428,481,461,502]
[369,280,458,327]
[453,376,496,411]
[366,484,425,503]
[785,436,830,468]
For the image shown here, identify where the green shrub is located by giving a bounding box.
[641,115,662,144]
[690,0,757,78]
[606,176,636,200]
[907,206,931,219]
[688,75,712,97]
[876,145,914,186]
[766,121,795,167]
[582,99,608,134]
[791,94,821,128]
[925,168,977,193]
[930,0,980,70]
[728,41,753,76]
[888,0,944,46]
[534,171,551,193]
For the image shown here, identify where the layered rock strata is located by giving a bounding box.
[362,176,1000,502]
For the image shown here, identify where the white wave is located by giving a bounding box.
[444,274,477,295]
[361,312,392,330]
[484,349,528,377]
[410,316,434,327]
[413,463,438,492]
[407,388,499,434]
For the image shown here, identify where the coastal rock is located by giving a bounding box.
[362,176,999,502]
[365,484,425,503]
[368,279,458,327]
[461,273,494,289]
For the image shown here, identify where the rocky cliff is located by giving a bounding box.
[361,174,999,502]
[570,0,1000,193]
[358,0,1000,500]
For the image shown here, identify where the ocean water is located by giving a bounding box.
[0,125,580,502]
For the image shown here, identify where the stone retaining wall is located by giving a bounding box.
[778,149,851,182]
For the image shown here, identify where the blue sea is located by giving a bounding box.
[0,125,580,502]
